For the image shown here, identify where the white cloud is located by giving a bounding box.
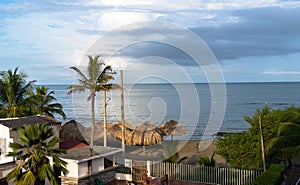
[97,11,166,31]
[1,0,300,83]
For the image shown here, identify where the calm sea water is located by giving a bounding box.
[46,82,300,140]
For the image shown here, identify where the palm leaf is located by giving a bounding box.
[46,137,60,148]
[70,66,88,82]
[22,170,36,185]
[5,163,22,181]
[278,122,300,136]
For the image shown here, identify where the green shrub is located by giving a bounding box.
[252,164,285,185]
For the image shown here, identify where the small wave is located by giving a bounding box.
[241,102,263,105]
[270,102,290,106]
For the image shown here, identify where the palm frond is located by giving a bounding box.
[278,122,300,136]
[282,145,300,159]
[22,170,36,185]
[5,163,22,181]
[70,66,88,82]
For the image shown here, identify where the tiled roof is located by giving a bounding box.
[60,139,88,150]
[0,115,61,129]
[61,146,122,161]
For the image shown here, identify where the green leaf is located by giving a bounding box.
[23,170,36,185]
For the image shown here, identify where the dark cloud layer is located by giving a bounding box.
[108,7,300,66]
[194,7,300,60]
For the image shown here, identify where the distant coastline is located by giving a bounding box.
[39,81,300,86]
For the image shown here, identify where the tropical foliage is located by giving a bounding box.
[267,106,300,160]
[217,105,300,170]
[252,164,285,185]
[67,55,115,147]
[0,67,35,117]
[0,67,66,119]
[216,106,284,169]
[6,123,68,185]
[27,86,66,119]
[197,153,216,167]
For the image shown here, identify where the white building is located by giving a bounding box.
[0,115,61,164]
[60,146,122,185]
[0,115,61,183]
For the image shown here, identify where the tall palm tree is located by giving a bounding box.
[6,123,68,185]
[267,106,300,160]
[96,73,119,147]
[0,67,35,118]
[28,86,66,119]
[67,55,114,148]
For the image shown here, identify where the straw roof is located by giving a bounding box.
[159,120,187,136]
[60,120,88,144]
[106,121,134,141]
[126,121,164,146]
[107,121,164,146]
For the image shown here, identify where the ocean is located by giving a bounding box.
[47,82,300,140]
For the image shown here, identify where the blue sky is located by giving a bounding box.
[0,0,300,84]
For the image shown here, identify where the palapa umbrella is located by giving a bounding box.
[127,121,164,146]
[106,121,134,142]
[60,120,88,144]
[159,120,187,140]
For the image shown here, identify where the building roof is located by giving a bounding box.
[60,139,88,150]
[60,120,88,144]
[0,162,16,179]
[0,115,61,129]
[61,146,122,162]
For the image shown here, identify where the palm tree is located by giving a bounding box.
[67,55,114,148]
[0,67,35,118]
[6,123,68,185]
[28,86,66,119]
[96,73,119,147]
[267,106,300,160]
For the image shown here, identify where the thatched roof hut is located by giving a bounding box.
[159,120,187,135]
[60,120,88,144]
[106,121,134,142]
[159,120,187,140]
[126,121,164,146]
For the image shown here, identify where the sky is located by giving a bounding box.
[1,0,300,84]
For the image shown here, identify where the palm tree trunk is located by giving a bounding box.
[103,90,107,147]
[120,70,125,153]
[91,91,95,149]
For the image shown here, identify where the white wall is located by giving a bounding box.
[63,159,79,178]
[92,157,104,174]
[62,157,105,179]
[0,125,14,164]
[78,161,88,178]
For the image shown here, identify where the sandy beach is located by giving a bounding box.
[103,137,227,166]
[177,140,226,166]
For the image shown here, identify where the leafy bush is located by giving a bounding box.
[252,164,285,185]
